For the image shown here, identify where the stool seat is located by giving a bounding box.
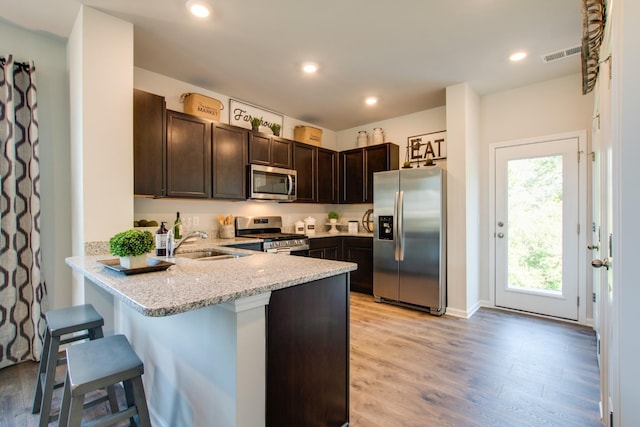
[60,334,151,427]
[46,304,104,337]
[33,304,113,427]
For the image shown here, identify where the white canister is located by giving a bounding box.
[294,220,305,234]
[303,216,316,235]
[372,127,384,145]
[348,220,358,234]
[357,131,368,147]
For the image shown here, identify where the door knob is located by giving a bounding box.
[591,258,610,270]
[587,243,600,250]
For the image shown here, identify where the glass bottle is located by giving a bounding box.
[174,212,182,240]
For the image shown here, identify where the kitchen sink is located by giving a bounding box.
[175,250,248,261]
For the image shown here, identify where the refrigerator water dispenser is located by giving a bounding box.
[378,216,394,240]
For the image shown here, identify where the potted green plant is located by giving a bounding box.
[328,211,339,224]
[250,116,262,132]
[109,229,155,269]
[269,123,281,136]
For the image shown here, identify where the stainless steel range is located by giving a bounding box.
[235,216,309,255]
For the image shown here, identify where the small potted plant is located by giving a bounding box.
[269,123,281,136]
[250,116,262,132]
[328,211,339,224]
[109,229,155,269]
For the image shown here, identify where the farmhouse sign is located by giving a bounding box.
[229,99,283,131]
[406,131,447,165]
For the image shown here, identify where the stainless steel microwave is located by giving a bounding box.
[248,164,297,202]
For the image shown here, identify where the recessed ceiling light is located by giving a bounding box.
[365,97,378,106]
[510,51,527,62]
[302,63,318,74]
[186,0,211,18]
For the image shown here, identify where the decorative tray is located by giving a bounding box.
[98,258,174,275]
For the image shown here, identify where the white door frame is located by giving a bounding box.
[489,130,588,324]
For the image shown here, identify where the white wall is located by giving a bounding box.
[68,6,134,304]
[135,68,338,150]
[0,18,72,310]
[479,74,594,315]
[336,107,446,154]
[445,83,481,317]
[613,0,640,422]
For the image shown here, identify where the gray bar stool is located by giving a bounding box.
[59,334,151,427]
[32,304,118,427]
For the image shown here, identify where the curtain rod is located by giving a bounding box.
[0,56,32,70]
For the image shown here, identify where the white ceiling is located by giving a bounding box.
[0,0,584,131]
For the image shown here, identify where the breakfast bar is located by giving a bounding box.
[66,249,356,427]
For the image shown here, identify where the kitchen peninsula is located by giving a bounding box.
[66,247,356,427]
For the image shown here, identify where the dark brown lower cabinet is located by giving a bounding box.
[309,237,373,294]
[266,274,349,427]
[342,237,374,295]
[308,237,342,260]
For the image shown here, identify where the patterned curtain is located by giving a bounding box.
[0,55,48,369]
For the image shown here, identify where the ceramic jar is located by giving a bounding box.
[372,127,384,145]
[303,216,316,235]
[357,131,368,147]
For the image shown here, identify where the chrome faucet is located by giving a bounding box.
[167,230,209,257]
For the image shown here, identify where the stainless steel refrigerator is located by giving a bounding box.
[373,167,446,315]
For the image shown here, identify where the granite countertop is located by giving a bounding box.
[66,247,356,318]
[307,231,373,238]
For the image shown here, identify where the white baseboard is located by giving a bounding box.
[445,301,481,319]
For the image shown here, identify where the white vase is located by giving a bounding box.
[120,254,148,269]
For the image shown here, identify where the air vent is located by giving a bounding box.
[542,45,582,63]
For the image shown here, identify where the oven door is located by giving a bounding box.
[249,164,297,201]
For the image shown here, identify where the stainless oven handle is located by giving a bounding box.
[266,247,292,255]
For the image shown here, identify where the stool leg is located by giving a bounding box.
[67,393,85,427]
[88,326,104,340]
[107,384,120,413]
[38,335,60,427]
[59,371,72,427]
[123,379,136,427]
[130,377,151,427]
[32,328,51,413]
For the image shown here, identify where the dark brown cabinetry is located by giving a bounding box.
[317,147,339,204]
[308,237,342,260]
[248,132,292,168]
[266,274,349,427]
[166,110,211,198]
[342,237,374,295]
[293,142,315,202]
[308,236,373,294]
[339,142,399,203]
[212,123,247,200]
[293,143,339,204]
[365,143,400,202]
[133,89,166,197]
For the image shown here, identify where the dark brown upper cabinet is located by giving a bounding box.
[293,143,339,204]
[249,132,293,169]
[212,123,248,200]
[133,89,166,197]
[293,142,316,203]
[364,143,400,202]
[316,148,339,204]
[165,110,212,198]
[339,142,399,203]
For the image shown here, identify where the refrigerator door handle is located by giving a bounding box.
[394,191,400,261]
[398,190,405,261]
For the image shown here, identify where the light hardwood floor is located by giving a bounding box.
[1,292,601,427]
[349,292,602,427]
